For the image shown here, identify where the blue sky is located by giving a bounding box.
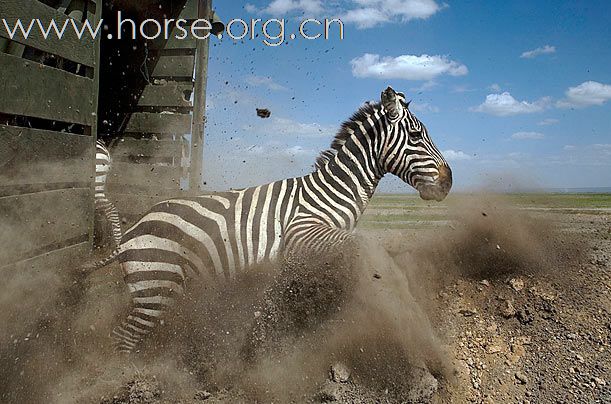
[202,0,611,192]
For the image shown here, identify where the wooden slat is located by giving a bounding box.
[0,0,97,66]
[108,163,182,190]
[0,53,96,126]
[0,188,92,265]
[138,82,193,107]
[0,126,93,187]
[152,55,194,78]
[124,112,192,134]
[112,137,183,159]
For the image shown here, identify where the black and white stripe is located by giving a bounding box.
[95,139,122,250]
[108,87,453,353]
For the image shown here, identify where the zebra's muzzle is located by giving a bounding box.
[417,166,452,201]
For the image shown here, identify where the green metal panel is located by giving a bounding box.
[0,0,100,268]
[151,55,196,78]
[124,112,192,134]
[108,163,182,191]
[0,126,92,188]
[0,54,96,126]
[0,188,91,265]
[138,82,193,108]
[0,0,97,66]
[112,137,183,160]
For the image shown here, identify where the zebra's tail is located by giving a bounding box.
[81,247,121,275]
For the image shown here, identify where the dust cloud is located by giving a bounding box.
[0,193,582,403]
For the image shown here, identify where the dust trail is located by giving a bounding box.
[1,193,584,403]
[403,194,585,285]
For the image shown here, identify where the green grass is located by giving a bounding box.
[359,193,611,230]
[369,193,611,209]
[502,193,611,208]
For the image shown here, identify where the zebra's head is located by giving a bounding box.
[379,86,452,201]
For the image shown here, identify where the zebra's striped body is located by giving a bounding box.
[110,87,453,353]
[95,139,123,250]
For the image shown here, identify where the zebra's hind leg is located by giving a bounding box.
[96,197,123,249]
[113,261,186,354]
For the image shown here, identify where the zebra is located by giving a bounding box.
[99,87,452,353]
[94,139,123,251]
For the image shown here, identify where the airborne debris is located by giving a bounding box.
[330,363,350,383]
[256,108,271,118]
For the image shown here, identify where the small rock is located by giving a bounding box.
[515,371,528,384]
[330,363,350,383]
[486,345,502,354]
[566,333,578,340]
[194,390,212,400]
[509,278,525,292]
[500,299,516,318]
[529,286,556,302]
[373,273,381,279]
[593,376,606,386]
[516,307,534,324]
[480,279,491,287]
[460,308,478,317]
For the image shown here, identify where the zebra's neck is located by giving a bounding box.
[305,121,384,231]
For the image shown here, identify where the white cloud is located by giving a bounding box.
[538,118,559,126]
[244,75,287,91]
[472,92,551,116]
[520,45,556,59]
[343,0,444,28]
[511,131,545,140]
[488,83,501,92]
[342,8,389,28]
[351,53,468,81]
[556,81,611,108]
[251,1,444,28]
[263,0,324,14]
[443,149,473,161]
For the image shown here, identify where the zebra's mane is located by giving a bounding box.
[315,101,380,170]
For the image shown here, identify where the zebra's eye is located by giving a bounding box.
[409,131,423,140]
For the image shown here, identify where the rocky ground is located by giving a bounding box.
[1,200,609,403]
[97,206,610,403]
[431,210,610,403]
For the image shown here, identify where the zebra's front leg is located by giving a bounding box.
[243,224,359,360]
[112,261,186,353]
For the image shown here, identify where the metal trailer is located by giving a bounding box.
[0,0,221,270]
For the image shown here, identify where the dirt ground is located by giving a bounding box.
[1,195,609,403]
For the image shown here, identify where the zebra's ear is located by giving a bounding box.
[381,86,404,120]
